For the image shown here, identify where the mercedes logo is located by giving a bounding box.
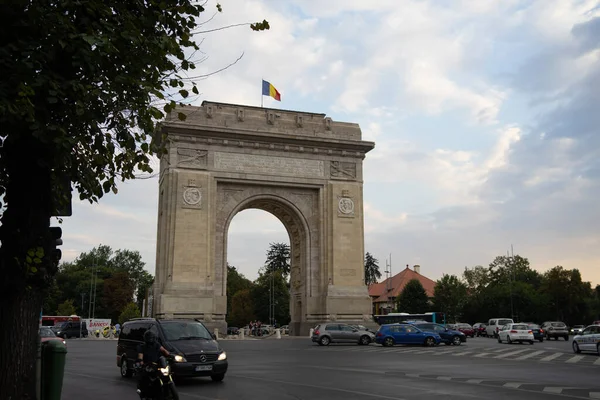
[199,355,207,363]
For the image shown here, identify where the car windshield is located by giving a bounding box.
[551,322,566,327]
[40,327,56,337]
[498,319,513,325]
[160,321,213,341]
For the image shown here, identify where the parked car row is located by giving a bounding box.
[311,322,467,347]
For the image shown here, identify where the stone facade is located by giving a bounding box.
[152,101,375,335]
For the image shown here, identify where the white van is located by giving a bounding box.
[486,318,514,337]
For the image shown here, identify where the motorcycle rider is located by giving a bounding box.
[136,330,171,397]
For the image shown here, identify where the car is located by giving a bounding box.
[53,320,88,339]
[570,325,585,335]
[572,325,600,355]
[524,323,544,342]
[311,323,375,346]
[486,318,514,338]
[40,327,67,346]
[540,321,569,341]
[497,323,534,344]
[453,323,475,338]
[116,318,228,382]
[473,323,487,337]
[375,323,441,347]
[410,322,466,345]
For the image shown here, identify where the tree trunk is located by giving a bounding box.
[0,138,53,400]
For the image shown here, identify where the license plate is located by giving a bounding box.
[195,365,212,371]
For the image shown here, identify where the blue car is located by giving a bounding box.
[411,322,466,346]
[375,323,442,347]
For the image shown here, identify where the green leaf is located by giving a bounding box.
[35,247,44,258]
[179,89,189,98]
[30,266,37,273]
[177,112,187,121]
[192,86,199,95]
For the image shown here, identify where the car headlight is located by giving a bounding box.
[218,352,227,361]
[160,366,170,376]
[174,355,186,363]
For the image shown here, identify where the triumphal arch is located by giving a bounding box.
[152,101,375,335]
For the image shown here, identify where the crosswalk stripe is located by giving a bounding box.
[593,358,600,366]
[565,355,585,363]
[589,392,600,399]
[494,349,530,359]
[452,351,474,356]
[540,352,563,362]
[474,352,492,357]
[504,382,523,388]
[433,350,456,355]
[515,350,545,360]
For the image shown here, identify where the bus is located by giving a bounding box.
[373,312,446,326]
[41,315,80,327]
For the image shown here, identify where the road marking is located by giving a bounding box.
[466,379,483,384]
[515,350,545,360]
[436,376,452,381]
[474,352,492,357]
[543,387,564,394]
[452,351,474,356]
[231,374,407,399]
[540,352,563,362]
[565,355,585,363]
[589,392,600,399]
[593,358,600,366]
[494,349,530,359]
[433,350,457,355]
[503,382,522,388]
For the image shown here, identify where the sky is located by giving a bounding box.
[58,0,600,286]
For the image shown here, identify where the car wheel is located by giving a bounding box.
[211,373,225,382]
[384,337,394,347]
[319,336,330,346]
[424,337,435,347]
[539,338,543,342]
[596,343,599,356]
[359,335,371,346]
[452,336,462,346]
[497,336,502,343]
[529,341,534,345]
[572,341,581,354]
[507,336,512,344]
[120,356,132,378]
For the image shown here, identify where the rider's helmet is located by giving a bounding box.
[143,330,157,345]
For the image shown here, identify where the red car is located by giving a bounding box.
[453,323,475,338]
[40,326,67,346]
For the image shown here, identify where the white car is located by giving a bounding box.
[572,324,600,355]
[497,323,534,344]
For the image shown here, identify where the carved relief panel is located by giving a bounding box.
[337,189,355,218]
[182,178,203,210]
[177,148,208,169]
[330,161,356,180]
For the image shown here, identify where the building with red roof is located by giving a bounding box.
[368,264,437,315]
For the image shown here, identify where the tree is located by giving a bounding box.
[103,271,135,323]
[56,299,76,316]
[226,264,253,322]
[364,252,381,285]
[251,270,290,325]
[0,2,268,397]
[432,274,468,323]
[396,279,430,314]
[119,303,141,326]
[229,289,255,327]
[264,243,291,279]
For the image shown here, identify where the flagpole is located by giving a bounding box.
[261,78,263,108]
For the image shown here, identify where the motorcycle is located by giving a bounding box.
[134,355,179,400]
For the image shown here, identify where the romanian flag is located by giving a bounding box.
[262,79,281,101]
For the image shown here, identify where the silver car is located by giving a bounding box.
[312,323,375,346]
[541,321,569,341]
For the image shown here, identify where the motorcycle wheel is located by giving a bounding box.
[164,383,179,400]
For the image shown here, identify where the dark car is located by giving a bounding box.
[117,318,228,382]
[411,322,467,345]
[375,323,441,347]
[525,323,544,342]
[473,323,487,337]
[53,321,88,339]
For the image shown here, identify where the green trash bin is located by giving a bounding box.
[41,340,68,400]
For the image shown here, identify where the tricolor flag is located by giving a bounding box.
[262,79,281,101]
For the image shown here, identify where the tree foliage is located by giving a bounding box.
[433,274,467,323]
[364,252,381,285]
[396,279,430,314]
[229,289,255,327]
[119,302,141,326]
[56,299,76,316]
[264,242,290,279]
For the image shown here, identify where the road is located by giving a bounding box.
[62,335,600,400]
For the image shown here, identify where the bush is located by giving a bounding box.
[119,303,141,325]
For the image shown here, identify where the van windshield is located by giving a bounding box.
[160,321,213,341]
[498,319,513,325]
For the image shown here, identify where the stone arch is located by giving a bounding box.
[214,184,318,335]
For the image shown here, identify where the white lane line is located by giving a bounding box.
[503,382,523,388]
[540,352,563,362]
[466,379,483,384]
[543,387,564,394]
[474,352,492,357]
[593,358,600,366]
[589,392,600,399]
[515,350,545,360]
[494,349,530,359]
[565,355,585,363]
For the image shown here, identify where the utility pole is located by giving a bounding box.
[508,249,514,321]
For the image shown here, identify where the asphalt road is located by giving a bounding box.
[62,335,600,400]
